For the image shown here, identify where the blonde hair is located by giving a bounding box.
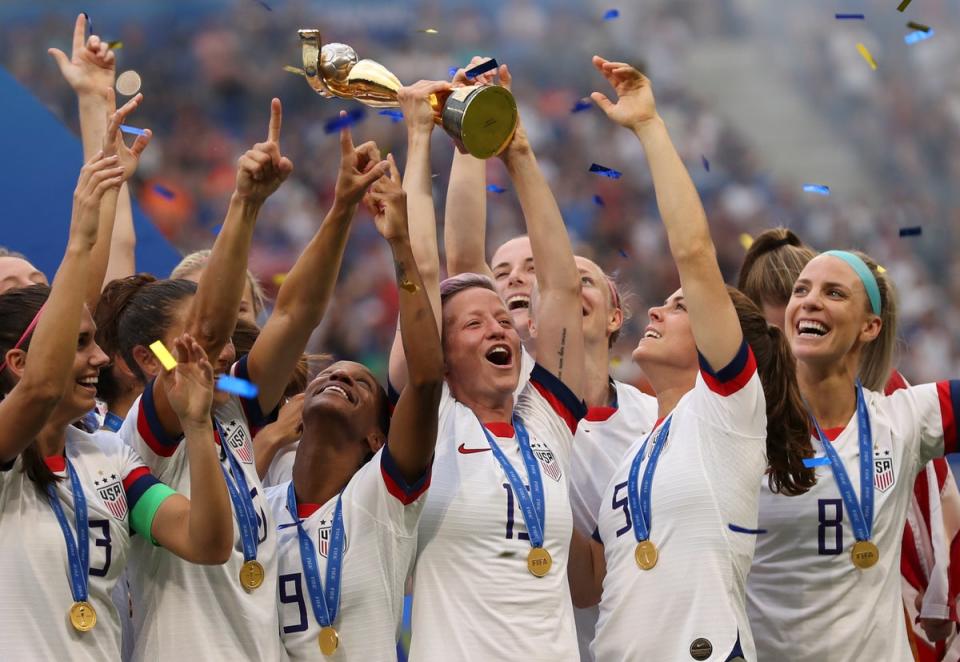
[737,228,817,308]
[170,250,267,318]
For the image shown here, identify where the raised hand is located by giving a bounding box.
[333,118,389,206]
[71,151,125,247]
[165,334,215,427]
[363,155,408,242]
[48,13,115,99]
[397,80,451,135]
[590,55,658,131]
[235,98,294,204]
[102,88,152,181]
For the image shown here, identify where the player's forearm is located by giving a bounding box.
[391,235,443,391]
[87,186,120,310]
[444,149,491,277]
[77,92,109,161]
[181,419,233,563]
[103,184,137,286]
[402,129,441,289]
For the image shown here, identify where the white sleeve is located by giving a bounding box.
[886,381,960,467]
[688,340,766,440]
[118,382,184,482]
[346,446,430,538]
[515,362,587,468]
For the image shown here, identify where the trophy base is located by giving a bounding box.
[440,85,518,159]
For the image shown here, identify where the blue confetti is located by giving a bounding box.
[152,184,175,200]
[728,524,767,535]
[618,248,629,258]
[702,155,710,172]
[253,0,272,10]
[835,13,865,19]
[486,184,507,194]
[378,109,404,123]
[448,67,459,78]
[465,58,498,79]
[324,108,366,134]
[899,226,922,237]
[571,99,593,113]
[802,183,830,196]
[904,28,934,44]
[216,375,260,399]
[603,9,620,20]
[120,124,147,136]
[211,223,222,236]
[589,163,622,179]
[593,194,605,207]
[802,456,831,468]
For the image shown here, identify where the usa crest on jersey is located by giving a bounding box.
[530,441,562,482]
[94,473,128,519]
[222,419,254,464]
[315,517,348,558]
[873,449,895,493]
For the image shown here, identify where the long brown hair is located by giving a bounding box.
[0,285,60,491]
[729,287,816,495]
[737,228,816,309]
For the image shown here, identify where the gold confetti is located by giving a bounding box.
[116,70,142,96]
[282,65,306,77]
[399,279,419,293]
[609,356,622,367]
[149,340,177,371]
[856,43,877,70]
[418,28,439,34]
[273,273,287,286]
[739,233,754,251]
[107,40,123,50]
[877,265,887,274]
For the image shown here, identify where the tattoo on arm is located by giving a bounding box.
[395,259,419,293]
[557,327,567,378]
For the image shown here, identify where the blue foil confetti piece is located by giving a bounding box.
[593,194,605,207]
[802,456,831,468]
[603,9,620,20]
[120,124,147,136]
[728,524,767,535]
[378,109,404,123]
[216,375,260,399]
[448,67,459,78]
[324,108,366,134]
[835,13,865,19]
[702,155,710,172]
[904,29,934,44]
[253,0,272,10]
[486,184,507,194]
[589,163,622,179]
[465,58,498,79]
[802,183,830,196]
[618,248,629,258]
[899,226,922,237]
[571,99,593,113]
[211,224,222,236]
[152,184,175,200]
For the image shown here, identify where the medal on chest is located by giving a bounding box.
[627,417,673,571]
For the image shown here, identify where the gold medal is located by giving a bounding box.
[239,560,265,590]
[527,547,552,577]
[318,626,339,656]
[850,540,879,569]
[635,540,658,570]
[69,601,97,632]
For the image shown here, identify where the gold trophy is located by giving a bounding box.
[298,30,518,159]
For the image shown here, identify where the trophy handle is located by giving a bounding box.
[297,29,335,98]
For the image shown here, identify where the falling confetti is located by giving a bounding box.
[589,163,622,179]
[898,226,922,237]
[803,183,831,196]
[465,58,498,79]
[739,233,754,250]
[107,40,123,50]
[904,29,934,44]
[906,21,931,32]
[282,65,306,77]
[835,13,865,19]
[603,9,620,20]
[120,124,147,136]
[877,265,887,273]
[378,109,404,123]
[324,108,366,134]
[702,155,710,172]
[252,0,272,10]
[418,28,439,34]
[216,375,260,398]
[618,248,629,258]
[803,457,831,468]
[152,184,175,200]
[856,42,877,70]
[571,99,593,113]
[149,340,177,371]
[448,67,459,78]
[486,184,507,194]
[273,273,287,286]
[593,195,605,207]
[896,0,912,12]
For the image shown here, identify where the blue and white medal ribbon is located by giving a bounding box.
[808,381,879,569]
[287,481,345,655]
[627,416,673,570]
[479,415,553,576]
[215,420,264,589]
[46,457,97,631]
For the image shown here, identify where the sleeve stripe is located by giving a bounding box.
[125,470,162,512]
[529,363,588,434]
[591,527,603,544]
[937,380,960,455]
[136,380,184,457]
[129,483,176,544]
[386,379,400,412]
[698,341,757,397]
[231,356,278,434]
[380,445,431,506]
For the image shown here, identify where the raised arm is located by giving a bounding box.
[443,58,505,278]
[365,156,443,481]
[49,14,139,297]
[498,72,584,399]
[0,152,124,461]
[150,334,233,564]
[591,56,740,368]
[245,118,387,414]
[387,80,449,392]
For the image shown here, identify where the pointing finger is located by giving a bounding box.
[72,13,86,54]
[267,98,282,144]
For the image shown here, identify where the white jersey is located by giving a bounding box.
[570,380,658,661]
[268,445,427,661]
[264,440,298,488]
[748,380,960,662]
[410,363,586,661]
[593,343,766,662]
[120,356,284,661]
[0,426,167,661]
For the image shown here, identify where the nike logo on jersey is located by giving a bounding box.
[457,443,491,454]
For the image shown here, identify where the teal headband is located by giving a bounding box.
[822,250,882,316]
